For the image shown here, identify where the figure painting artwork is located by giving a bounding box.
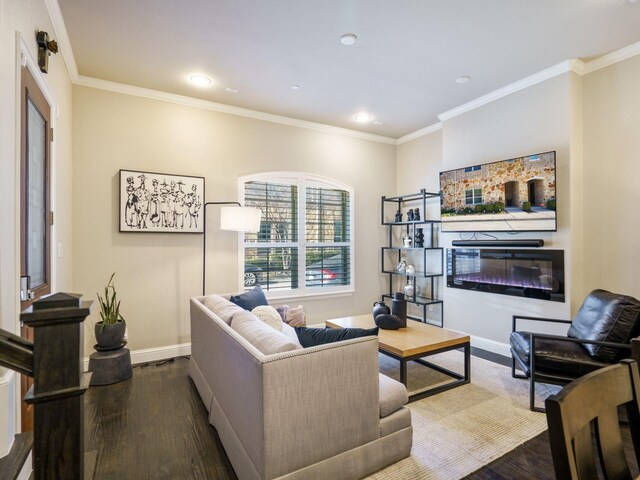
[119,169,205,233]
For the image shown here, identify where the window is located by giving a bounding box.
[241,173,353,296]
[465,188,482,205]
[464,165,481,173]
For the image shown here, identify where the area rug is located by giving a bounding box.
[366,351,557,480]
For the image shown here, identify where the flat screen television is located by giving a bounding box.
[439,151,556,232]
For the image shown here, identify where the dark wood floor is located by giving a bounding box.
[85,355,637,480]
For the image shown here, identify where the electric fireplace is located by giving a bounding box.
[447,248,565,302]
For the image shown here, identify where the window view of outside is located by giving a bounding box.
[243,176,351,293]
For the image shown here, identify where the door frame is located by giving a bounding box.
[17,37,59,433]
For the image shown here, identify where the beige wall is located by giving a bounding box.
[72,85,396,354]
[0,0,74,456]
[582,55,640,300]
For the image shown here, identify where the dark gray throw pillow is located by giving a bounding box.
[294,326,379,348]
[229,285,268,311]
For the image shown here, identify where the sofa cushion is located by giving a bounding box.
[281,322,303,349]
[294,326,379,348]
[230,285,268,311]
[231,310,302,355]
[567,289,640,362]
[510,331,610,378]
[378,373,408,418]
[202,294,244,325]
[251,305,283,331]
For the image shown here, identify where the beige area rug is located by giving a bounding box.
[367,351,558,480]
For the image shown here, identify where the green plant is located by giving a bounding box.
[494,202,505,212]
[485,203,495,213]
[522,201,532,212]
[546,199,556,211]
[474,204,486,214]
[97,272,125,325]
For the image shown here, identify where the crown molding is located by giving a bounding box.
[438,59,585,122]
[43,0,79,81]
[582,40,640,75]
[75,75,397,144]
[396,122,442,145]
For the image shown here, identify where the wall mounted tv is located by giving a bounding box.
[439,151,556,232]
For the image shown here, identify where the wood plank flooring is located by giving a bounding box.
[85,357,236,480]
[85,355,637,479]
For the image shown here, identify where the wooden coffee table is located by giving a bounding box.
[326,315,471,402]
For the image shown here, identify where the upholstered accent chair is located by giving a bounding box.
[510,289,640,411]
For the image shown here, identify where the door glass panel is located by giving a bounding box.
[27,98,47,288]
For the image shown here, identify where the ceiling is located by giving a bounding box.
[57,0,640,139]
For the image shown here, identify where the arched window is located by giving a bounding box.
[240,172,354,297]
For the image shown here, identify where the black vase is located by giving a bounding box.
[391,292,407,327]
[375,314,403,330]
[414,228,425,248]
[372,300,391,319]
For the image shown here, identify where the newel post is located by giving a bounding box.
[20,292,92,480]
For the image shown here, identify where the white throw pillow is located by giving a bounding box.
[202,294,244,325]
[251,305,283,331]
[281,322,303,349]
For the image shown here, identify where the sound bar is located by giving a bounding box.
[451,239,544,247]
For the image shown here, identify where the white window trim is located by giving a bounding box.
[237,172,355,300]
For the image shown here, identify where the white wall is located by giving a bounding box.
[397,73,580,352]
[0,0,74,457]
[72,85,396,355]
[582,55,640,300]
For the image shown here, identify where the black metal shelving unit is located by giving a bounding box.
[381,189,444,327]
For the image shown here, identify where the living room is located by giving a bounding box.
[1,1,640,479]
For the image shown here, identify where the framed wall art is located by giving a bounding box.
[119,169,205,233]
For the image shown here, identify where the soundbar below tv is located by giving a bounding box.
[440,151,557,232]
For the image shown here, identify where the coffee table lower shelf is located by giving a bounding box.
[383,343,470,403]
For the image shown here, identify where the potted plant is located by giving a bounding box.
[95,272,126,349]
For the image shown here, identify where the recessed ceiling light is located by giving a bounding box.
[340,33,358,46]
[354,112,372,123]
[290,84,301,90]
[456,75,471,84]
[189,74,211,87]
[225,87,240,94]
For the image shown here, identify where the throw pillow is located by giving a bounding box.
[251,305,283,331]
[230,285,268,311]
[202,294,244,325]
[275,304,289,322]
[281,322,303,348]
[286,305,306,327]
[294,326,379,348]
[231,310,301,355]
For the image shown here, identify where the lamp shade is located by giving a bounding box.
[220,206,262,232]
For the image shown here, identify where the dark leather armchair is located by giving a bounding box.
[510,289,640,412]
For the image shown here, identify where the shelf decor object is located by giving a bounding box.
[381,189,444,327]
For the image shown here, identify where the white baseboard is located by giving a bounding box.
[470,336,511,358]
[84,343,191,371]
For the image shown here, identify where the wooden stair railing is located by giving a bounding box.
[0,292,93,480]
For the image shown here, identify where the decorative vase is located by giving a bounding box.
[414,228,425,248]
[405,264,415,275]
[403,282,414,297]
[396,256,407,273]
[372,300,391,319]
[94,321,126,350]
[391,292,407,327]
[402,234,412,248]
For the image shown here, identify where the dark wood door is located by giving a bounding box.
[20,65,52,432]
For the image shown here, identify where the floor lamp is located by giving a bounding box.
[202,201,262,295]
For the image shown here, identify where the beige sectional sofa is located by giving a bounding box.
[189,294,413,480]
